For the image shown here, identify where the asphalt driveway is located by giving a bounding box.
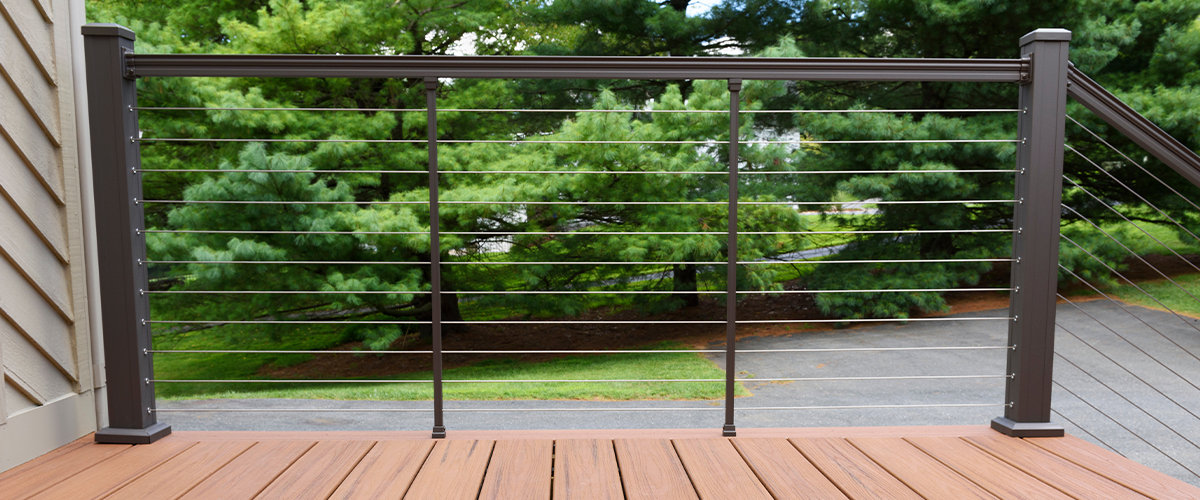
[159,300,1200,484]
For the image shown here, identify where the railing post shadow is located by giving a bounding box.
[992,28,1071,438]
[82,24,171,444]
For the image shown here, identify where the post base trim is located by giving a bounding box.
[722,424,736,437]
[95,422,172,444]
[432,425,446,439]
[991,417,1065,437]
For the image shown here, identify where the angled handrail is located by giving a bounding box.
[1066,65,1200,188]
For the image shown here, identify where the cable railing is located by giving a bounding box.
[81,25,1200,485]
[78,25,1055,444]
[1045,73,1200,482]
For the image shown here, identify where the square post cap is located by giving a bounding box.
[82,23,136,41]
[1020,28,1071,46]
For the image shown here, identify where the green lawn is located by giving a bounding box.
[153,324,745,401]
[1096,272,1200,318]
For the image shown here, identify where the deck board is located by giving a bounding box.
[850,437,998,499]
[254,440,374,499]
[179,440,315,499]
[790,438,922,499]
[1028,435,1200,499]
[405,439,495,500]
[551,439,623,500]
[614,438,698,500]
[478,439,553,500]
[4,427,1196,500]
[329,440,435,499]
[105,441,255,500]
[966,434,1144,499]
[0,437,129,499]
[731,438,847,499]
[905,436,1074,499]
[28,438,194,500]
[672,438,771,500]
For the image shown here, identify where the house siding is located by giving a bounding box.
[0,0,97,471]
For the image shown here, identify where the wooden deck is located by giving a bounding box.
[2,426,1197,499]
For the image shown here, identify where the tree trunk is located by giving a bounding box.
[441,290,464,323]
[673,264,700,307]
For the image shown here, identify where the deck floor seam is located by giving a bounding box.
[251,441,319,499]
[171,441,258,500]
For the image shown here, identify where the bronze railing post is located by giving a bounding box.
[993,28,1072,438]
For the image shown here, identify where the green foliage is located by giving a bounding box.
[94,0,1200,360]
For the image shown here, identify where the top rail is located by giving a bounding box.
[125,53,1029,82]
[1066,65,1200,188]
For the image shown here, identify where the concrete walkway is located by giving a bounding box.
[159,300,1200,485]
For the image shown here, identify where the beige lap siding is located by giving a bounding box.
[0,0,98,472]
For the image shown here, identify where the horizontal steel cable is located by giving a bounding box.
[439,170,727,175]
[150,403,1010,413]
[149,375,1008,384]
[139,137,1018,145]
[1056,267,1200,372]
[144,287,1010,295]
[136,199,1017,206]
[742,109,1020,114]
[142,258,1011,266]
[1067,115,1200,214]
[1057,235,1200,345]
[136,168,431,174]
[1066,143,1200,247]
[741,139,1019,145]
[146,317,1008,326]
[1053,377,1200,479]
[136,168,1017,175]
[146,346,1013,355]
[144,260,431,265]
[150,408,450,413]
[736,317,1009,323]
[745,200,1017,205]
[441,261,726,265]
[144,230,715,235]
[746,258,1012,264]
[149,320,433,325]
[136,106,427,112]
[135,106,1019,114]
[140,137,424,143]
[437,200,1014,206]
[738,169,1018,175]
[737,287,1010,294]
[138,199,428,205]
[141,229,429,235]
[140,229,1013,237]
[1062,174,1200,274]
[148,319,723,325]
[145,289,430,295]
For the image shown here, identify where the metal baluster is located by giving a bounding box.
[724,79,742,437]
[426,78,446,439]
